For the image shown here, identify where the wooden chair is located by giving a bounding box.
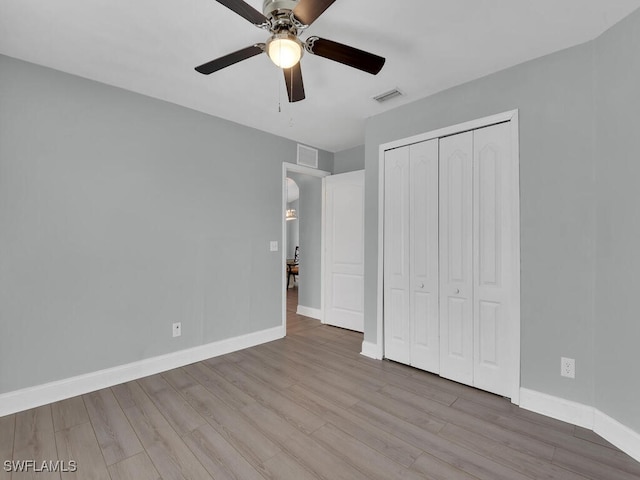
[287,246,299,288]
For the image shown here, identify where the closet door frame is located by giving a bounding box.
[373,109,521,405]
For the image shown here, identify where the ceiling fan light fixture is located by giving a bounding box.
[267,33,303,69]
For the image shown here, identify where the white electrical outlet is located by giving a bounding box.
[270,241,278,252]
[561,357,575,378]
[173,322,181,338]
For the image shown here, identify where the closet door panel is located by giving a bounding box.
[383,147,411,364]
[473,122,513,397]
[439,131,473,386]
[409,139,440,372]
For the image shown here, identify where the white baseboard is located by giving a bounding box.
[360,340,383,360]
[594,409,640,463]
[297,305,322,320]
[520,388,640,463]
[0,325,285,417]
[519,388,595,429]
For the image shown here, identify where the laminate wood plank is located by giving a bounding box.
[213,362,326,434]
[0,414,15,480]
[240,402,301,445]
[235,358,296,390]
[121,395,213,480]
[350,400,448,452]
[289,325,349,343]
[353,404,534,480]
[108,452,161,480]
[283,431,371,480]
[183,363,256,409]
[51,397,89,432]
[552,447,640,480]
[573,426,618,449]
[296,373,361,408]
[183,424,266,480]
[111,381,153,410]
[241,346,321,381]
[511,404,576,434]
[407,367,519,413]
[161,367,200,391]
[200,354,230,368]
[440,423,591,480]
[259,451,320,480]
[377,371,459,406]
[379,384,556,460]
[83,388,144,466]
[312,423,426,480]
[254,342,327,377]
[138,374,207,436]
[352,388,446,434]
[453,397,640,474]
[308,369,384,399]
[13,405,60,480]
[291,344,391,390]
[55,422,110,480]
[286,384,422,468]
[410,453,486,480]
[181,384,281,466]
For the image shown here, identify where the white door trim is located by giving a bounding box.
[375,109,521,403]
[281,162,330,333]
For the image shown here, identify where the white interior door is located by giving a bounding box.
[409,139,440,372]
[383,148,411,364]
[439,131,474,386]
[472,122,514,397]
[324,170,365,332]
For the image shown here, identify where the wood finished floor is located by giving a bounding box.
[2,287,639,479]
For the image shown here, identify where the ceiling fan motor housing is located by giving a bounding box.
[263,0,299,18]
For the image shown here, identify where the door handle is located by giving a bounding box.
[454,288,460,294]
[420,282,424,289]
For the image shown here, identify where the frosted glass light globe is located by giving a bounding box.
[267,34,303,69]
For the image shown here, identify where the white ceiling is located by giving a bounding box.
[1,1,639,152]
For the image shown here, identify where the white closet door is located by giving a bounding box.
[409,139,440,372]
[324,170,365,332]
[383,147,411,364]
[473,123,514,397]
[439,131,474,385]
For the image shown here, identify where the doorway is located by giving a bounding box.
[281,162,330,333]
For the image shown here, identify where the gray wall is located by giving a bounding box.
[0,54,331,394]
[287,172,322,310]
[365,41,597,406]
[333,145,365,174]
[594,8,640,433]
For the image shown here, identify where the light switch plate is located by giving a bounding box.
[270,241,278,252]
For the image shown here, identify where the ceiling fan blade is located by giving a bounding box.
[293,0,336,26]
[195,44,265,75]
[305,37,385,75]
[283,63,305,102]
[213,0,268,26]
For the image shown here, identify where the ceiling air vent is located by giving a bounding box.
[373,88,404,103]
[297,144,318,168]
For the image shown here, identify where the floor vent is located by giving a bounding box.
[297,144,318,168]
[373,88,404,103]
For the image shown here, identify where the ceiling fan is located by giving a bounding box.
[195,0,386,102]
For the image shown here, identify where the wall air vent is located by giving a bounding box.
[297,144,318,168]
[373,88,404,103]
